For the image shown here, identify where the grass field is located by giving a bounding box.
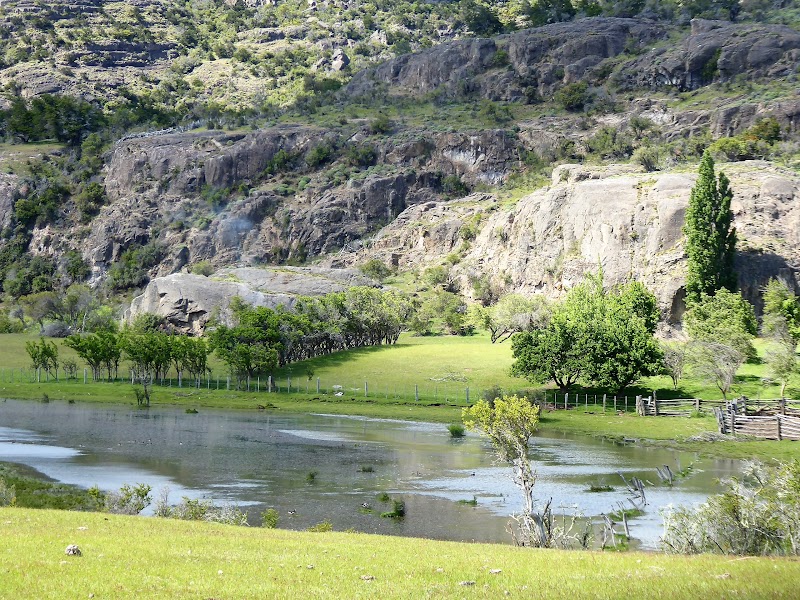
[3,507,799,599]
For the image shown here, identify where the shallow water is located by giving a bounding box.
[0,399,740,548]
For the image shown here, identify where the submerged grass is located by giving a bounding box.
[3,507,799,599]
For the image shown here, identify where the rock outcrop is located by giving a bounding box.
[88,125,521,276]
[346,18,669,101]
[346,17,800,100]
[125,266,375,333]
[616,19,800,91]
[330,162,800,323]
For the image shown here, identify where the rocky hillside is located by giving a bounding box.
[327,161,800,324]
[0,8,799,324]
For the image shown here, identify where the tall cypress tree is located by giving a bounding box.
[683,151,737,304]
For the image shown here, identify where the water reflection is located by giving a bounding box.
[0,399,737,548]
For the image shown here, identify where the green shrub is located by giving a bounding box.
[554,82,590,112]
[305,143,334,168]
[447,423,466,438]
[261,508,279,528]
[190,261,214,276]
[359,259,393,282]
[368,114,392,135]
[662,461,800,556]
[381,499,406,518]
[307,520,333,532]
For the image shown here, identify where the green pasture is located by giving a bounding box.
[3,507,799,600]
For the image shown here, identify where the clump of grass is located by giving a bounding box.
[40,393,49,403]
[588,484,614,493]
[609,507,644,521]
[306,471,318,483]
[377,491,391,502]
[185,408,198,414]
[261,508,279,529]
[457,496,478,506]
[381,499,406,519]
[359,465,375,473]
[307,520,333,532]
[447,423,466,438]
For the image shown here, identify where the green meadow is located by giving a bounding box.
[3,507,799,600]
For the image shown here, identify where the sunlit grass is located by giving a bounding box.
[3,507,799,599]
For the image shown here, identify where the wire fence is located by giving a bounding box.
[7,367,647,411]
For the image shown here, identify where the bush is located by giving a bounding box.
[359,259,393,282]
[368,114,392,135]
[632,146,662,172]
[190,261,214,276]
[261,508,279,528]
[104,483,151,515]
[307,520,333,532]
[554,82,590,112]
[662,461,800,556]
[305,143,334,167]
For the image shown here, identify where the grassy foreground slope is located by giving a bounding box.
[2,508,799,600]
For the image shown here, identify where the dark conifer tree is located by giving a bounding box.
[683,151,737,304]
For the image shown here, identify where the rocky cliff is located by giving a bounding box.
[328,161,800,324]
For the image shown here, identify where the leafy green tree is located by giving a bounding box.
[526,0,577,26]
[472,293,551,343]
[462,395,541,546]
[65,331,120,381]
[684,289,757,360]
[511,273,662,393]
[119,330,172,402]
[683,151,737,304]
[458,0,503,35]
[26,338,58,379]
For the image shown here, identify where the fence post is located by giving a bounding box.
[614,396,617,413]
[466,387,470,404]
[365,381,368,397]
[415,384,419,402]
[84,368,87,384]
[777,415,782,441]
[287,377,291,392]
[257,377,260,392]
[635,395,642,415]
[695,397,700,412]
[227,377,230,391]
[268,376,273,393]
[316,377,320,394]
[780,398,786,415]
[564,393,568,410]
[603,394,606,413]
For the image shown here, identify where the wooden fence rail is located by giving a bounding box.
[714,397,800,441]
[635,395,725,417]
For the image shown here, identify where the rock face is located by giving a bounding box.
[89,125,520,277]
[346,18,669,101]
[346,17,799,100]
[126,266,375,333]
[331,162,800,323]
[616,19,800,91]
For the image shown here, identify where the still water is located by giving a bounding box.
[0,399,741,549]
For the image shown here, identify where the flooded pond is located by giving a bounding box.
[0,399,741,548]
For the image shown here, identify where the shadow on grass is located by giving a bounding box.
[273,344,397,378]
